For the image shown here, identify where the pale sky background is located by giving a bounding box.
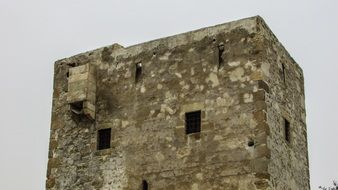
[0,0,337,189]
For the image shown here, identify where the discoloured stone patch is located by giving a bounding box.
[229,67,245,82]
[205,73,219,87]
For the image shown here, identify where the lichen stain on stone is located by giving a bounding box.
[121,120,129,128]
[261,62,270,77]
[205,73,219,87]
[228,61,241,67]
[176,148,191,159]
[244,60,257,71]
[155,152,165,162]
[191,67,195,76]
[175,72,182,78]
[191,183,199,190]
[157,84,163,89]
[140,85,146,93]
[243,93,253,103]
[229,67,245,82]
[159,52,171,60]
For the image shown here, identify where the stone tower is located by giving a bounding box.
[46,16,310,190]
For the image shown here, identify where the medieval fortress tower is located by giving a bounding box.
[46,16,310,190]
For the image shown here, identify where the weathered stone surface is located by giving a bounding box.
[46,16,309,190]
[67,63,96,120]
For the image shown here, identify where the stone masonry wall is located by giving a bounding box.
[255,20,310,189]
[46,16,309,190]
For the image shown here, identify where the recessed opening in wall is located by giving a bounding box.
[68,63,76,67]
[282,63,286,84]
[248,139,255,147]
[284,118,290,143]
[217,43,224,68]
[97,128,111,150]
[70,101,84,115]
[142,180,148,190]
[185,110,201,134]
[135,62,142,83]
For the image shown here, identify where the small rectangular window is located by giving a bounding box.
[97,128,111,150]
[284,118,290,142]
[185,111,201,134]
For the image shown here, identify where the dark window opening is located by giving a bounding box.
[70,101,84,115]
[97,128,111,150]
[142,180,148,190]
[284,118,290,143]
[185,110,201,134]
[135,62,142,83]
[282,63,286,84]
[248,139,255,147]
[217,43,224,68]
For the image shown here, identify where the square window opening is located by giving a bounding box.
[185,110,201,134]
[97,128,111,150]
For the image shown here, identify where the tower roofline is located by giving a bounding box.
[56,15,263,63]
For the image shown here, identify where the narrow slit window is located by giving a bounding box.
[284,118,290,143]
[97,128,111,150]
[217,43,224,68]
[142,180,148,190]
[135,62,142,83]
[282,63,286,84]
[185,110,201,134]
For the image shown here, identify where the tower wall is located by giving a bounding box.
[256,20,310,189]
[46,16,309,190]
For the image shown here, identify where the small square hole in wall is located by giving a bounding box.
[284,118,290,143]
[97,128,111,150]
[70,101,84,115]
[185,110,201,134]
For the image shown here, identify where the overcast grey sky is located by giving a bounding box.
[0,0,337,189]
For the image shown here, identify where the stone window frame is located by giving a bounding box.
[185,110,201,134]
[93,125,114,156]
[282,116,292,145]
[97,128,112,150]
[174,103,207,142]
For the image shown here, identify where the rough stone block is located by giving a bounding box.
[67,63,96,120]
